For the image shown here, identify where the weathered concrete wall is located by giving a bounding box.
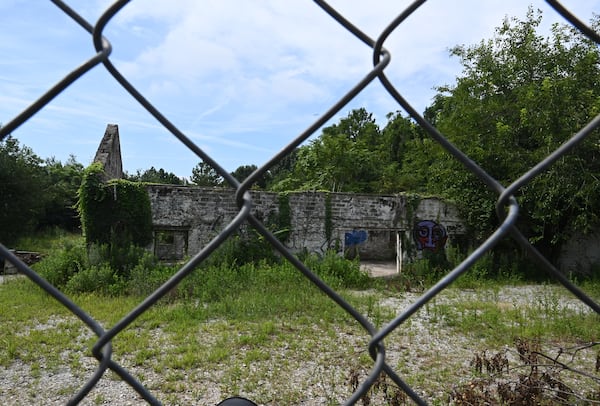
[91,124,600,273]
[94,124,123,180]
[557,230,600,275]
[146,185,465,261]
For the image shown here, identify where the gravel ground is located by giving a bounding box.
[0,283,597,405]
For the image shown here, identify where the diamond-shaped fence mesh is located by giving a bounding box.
[1,1,599,404]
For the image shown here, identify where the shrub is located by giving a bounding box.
[87,242,148,278]
[303,250,371,289]
[65,264,124,295]
[204,230,277,268]
[33,241,88,287]
[128,253,175,296]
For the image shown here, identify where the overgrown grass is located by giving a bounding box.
[2,272,597,403]
[2,232,599,403]
[14,227,83,254]
[424,285,599,345]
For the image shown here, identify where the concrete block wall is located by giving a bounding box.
[557,229,600,275]
[146,185,466,261]
[94,126,597,272]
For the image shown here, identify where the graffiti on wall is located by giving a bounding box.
[413,220,447,252]
[345,229,368,247]
[344,229,367,260]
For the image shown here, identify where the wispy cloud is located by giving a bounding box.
[2,0,599,177]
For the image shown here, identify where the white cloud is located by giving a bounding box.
[4,0,600,176]
[113,1,584,115]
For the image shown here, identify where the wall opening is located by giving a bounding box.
[153,227,189,261]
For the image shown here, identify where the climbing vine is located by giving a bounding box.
[276,192,291,242]
[325,192,332,245]
[405,193,422,225]
[77,162,152,247]
[405,193,422,257]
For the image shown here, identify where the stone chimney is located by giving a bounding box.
[93,124,123,181]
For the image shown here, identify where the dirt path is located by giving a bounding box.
[360,260,399,278]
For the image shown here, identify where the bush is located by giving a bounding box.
[31,234,373,298]
[65,264,124,295]
[302,250,371,289]
[204,230,277,268]
[87,242,148,278]
[34,240,151,293]
[33,241,88,287]
[128,253,175,296]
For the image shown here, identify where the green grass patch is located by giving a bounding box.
[14,228,84,254]
[424,285,599,345]
[3,231,599,404]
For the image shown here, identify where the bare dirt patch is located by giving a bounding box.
[0,284,597,405]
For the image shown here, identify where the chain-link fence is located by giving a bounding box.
[1,1,600,404]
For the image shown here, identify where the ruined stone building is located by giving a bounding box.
[93,125,466,266]
[147,185,465,263]
[94,124,600,274]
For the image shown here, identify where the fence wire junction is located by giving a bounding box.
[1,0,600,404]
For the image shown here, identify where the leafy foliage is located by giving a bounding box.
[191,161,223,186]
[78,162,152,248]
[77,162,152,277]
[0,134,85,244]
[0,136,46,245]
[34,238,151,294]
[40,155,84,231]
[284,108,384,192]
[33,239,88,287]
[230,164,271,189]
[268,108,422,194]
[126,166,184,185]
[412,9,600,260]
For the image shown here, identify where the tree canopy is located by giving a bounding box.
[414,8,600,258]
[0,136,85,244]
[126,166,184,185]
[191,161,223,187]
[0,136,46,244]
[40,155,84,231]
[269,108,420,193]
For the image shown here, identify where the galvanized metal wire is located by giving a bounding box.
[1,1,599,404]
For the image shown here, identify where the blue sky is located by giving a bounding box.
[1,1,599,180]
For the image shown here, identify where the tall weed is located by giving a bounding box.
[127,252,175,296]
[33,240,88,287]
[65,264,125,295]
[301,250,371,289]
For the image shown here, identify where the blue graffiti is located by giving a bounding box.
[344,230,368,247]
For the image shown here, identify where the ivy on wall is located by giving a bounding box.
[405,193,422,226]
[325,192,332,244]
[276,192,291,242]
[78,162,152,247]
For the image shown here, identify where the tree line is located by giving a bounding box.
[2,9,599,269]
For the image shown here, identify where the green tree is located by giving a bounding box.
[40,155,84,231]
[286,108,385,192]
[379,111,423,192]
[191,161,223,186]
[230,164,271,189]
[126,166,183,185]
[266,148,299,191]
[0,136,46,245]
[419,8,600,261]
[268,108,423,193]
